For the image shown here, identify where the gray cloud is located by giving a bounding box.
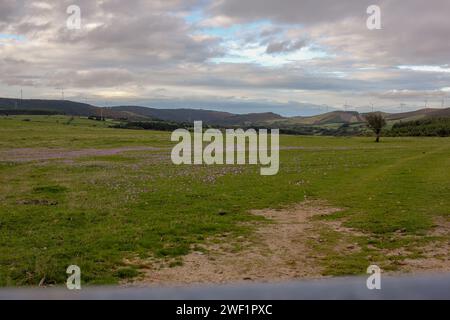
[266,40,307,54]
[208,0,373,25]
[0,0,449,114]
[209,0,450,66]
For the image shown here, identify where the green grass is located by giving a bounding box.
[0,115,169,149]
[0,115,449,286]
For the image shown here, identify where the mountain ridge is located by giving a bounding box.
[1,97,449,126]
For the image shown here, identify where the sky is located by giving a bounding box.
[0,0,449,116]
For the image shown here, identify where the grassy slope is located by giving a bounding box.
[0,116,449,285]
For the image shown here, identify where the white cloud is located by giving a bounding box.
[398,65,450,73]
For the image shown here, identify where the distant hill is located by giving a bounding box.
[270,108,450,127]
[386,108,441,121]
[384,108,450,122]
[0,97,142,120]
[110,106,234,124]
[1,97,450,133]
[272,111,365,126]
[0,98,98,116]
[110,106,283,125]
[0,98,284,126]
[217,112,284,126]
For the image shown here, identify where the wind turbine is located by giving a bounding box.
[17,89,23,108]
[343,101,349,112]
[56,87,65,100]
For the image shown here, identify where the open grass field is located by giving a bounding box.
[0,115,449,286]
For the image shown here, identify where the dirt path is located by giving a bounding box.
[131,201,341,286]
[0,146,166,162]
[129,201,449,287]
[0,145,389,163]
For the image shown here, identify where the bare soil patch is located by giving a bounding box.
[397,216,450,273]
[131,201,342,286]
[128,204,449,286]
[16,199,58,206]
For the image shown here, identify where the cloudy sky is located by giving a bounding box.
[1,0,449,115]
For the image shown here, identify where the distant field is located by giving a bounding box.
[0,115,449,286]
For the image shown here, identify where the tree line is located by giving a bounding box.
[388,117,450,137]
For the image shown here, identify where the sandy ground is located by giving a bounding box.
[131,201,341,286]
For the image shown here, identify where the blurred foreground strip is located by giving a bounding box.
[0,274,449,300]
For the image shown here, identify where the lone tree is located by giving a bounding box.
[365,113,386,142]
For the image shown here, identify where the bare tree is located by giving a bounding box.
[365,113,386,142]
